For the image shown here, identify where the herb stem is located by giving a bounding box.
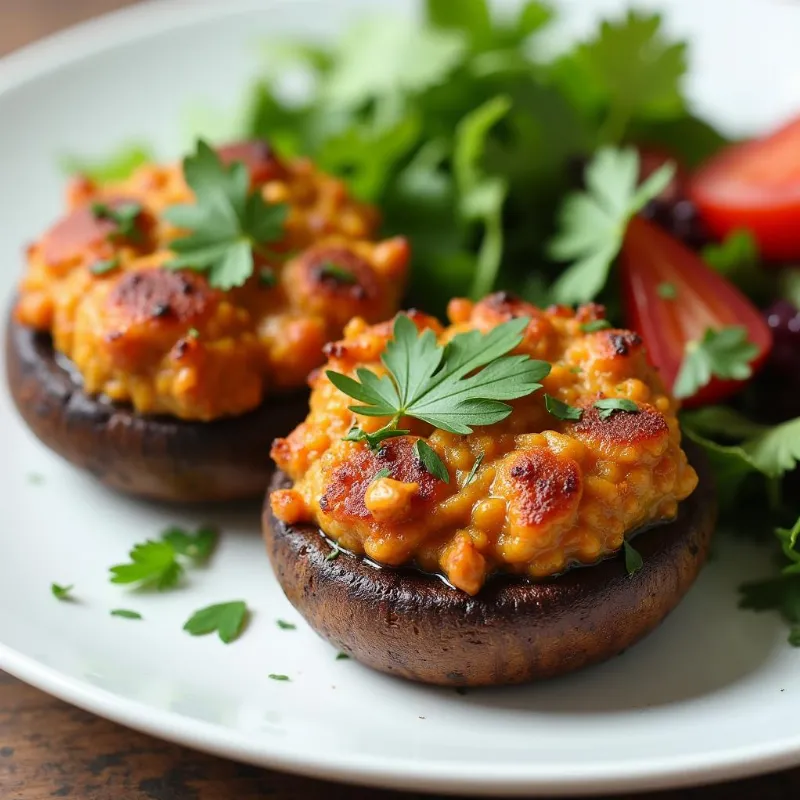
[599,102,631,145]
[767,477,783,512]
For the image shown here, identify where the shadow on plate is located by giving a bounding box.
[422,540,785,714]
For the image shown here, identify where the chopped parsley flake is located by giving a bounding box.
[623,541,643,576]
[463,452,485,487]
[657,281,678,300]
[51,583,75,601]
[111,609,143,620]
[580,319,613,333]
[90,257,120,276]
[544,394,583,421]
[371,467,392,483]
[414,439,450,483]
[594,398,639,420]
[319,262,358,284]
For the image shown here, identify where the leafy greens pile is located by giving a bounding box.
[235,0,725,314]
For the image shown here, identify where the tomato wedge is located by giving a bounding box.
[689,115,800,260]
[620,216,772,407]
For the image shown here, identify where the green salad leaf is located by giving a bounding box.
[454,95,512,298]
[223,2,717,311]
[682,408,800,500]
[568,11,687,143]
[549,147,675,304]
[322,17,466,110]
[673,327,760,400]
[109,541,183,591]
[739,517,800,646]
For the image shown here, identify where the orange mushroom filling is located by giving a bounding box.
[14,140,409,420]
[270,293,698,594]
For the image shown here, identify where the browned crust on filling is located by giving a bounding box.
[5,313,307,503]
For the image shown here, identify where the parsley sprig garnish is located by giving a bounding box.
[673,326,759,400]
[164,140,289,290]
[549,147,675,305]
[327,315,550,478]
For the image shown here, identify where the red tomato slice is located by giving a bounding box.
[620,216,772,407]
[689,115,800,260]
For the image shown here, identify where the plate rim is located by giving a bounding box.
[2,0,800,794]
[3,636,800,797]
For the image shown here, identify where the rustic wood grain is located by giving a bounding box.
[1,1,799,798]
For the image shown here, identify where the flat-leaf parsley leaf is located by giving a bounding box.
[549,147,675,304]
[109,525,218,590]
[183,601,249,644]
[109,540,182,591]
[164,140,289,289]
[327,314,550,461]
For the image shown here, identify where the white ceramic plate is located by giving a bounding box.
[2,1,800,796]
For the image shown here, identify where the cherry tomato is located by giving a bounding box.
[689,115,800,260]
[620,216,772,407]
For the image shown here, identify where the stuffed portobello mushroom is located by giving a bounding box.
[7,140,409,502]
[264,292,715,686]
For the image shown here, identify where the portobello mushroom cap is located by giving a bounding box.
[263,443,716,686]
[6,315,307,503]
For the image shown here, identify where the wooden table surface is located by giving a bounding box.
[1,2,799,798]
